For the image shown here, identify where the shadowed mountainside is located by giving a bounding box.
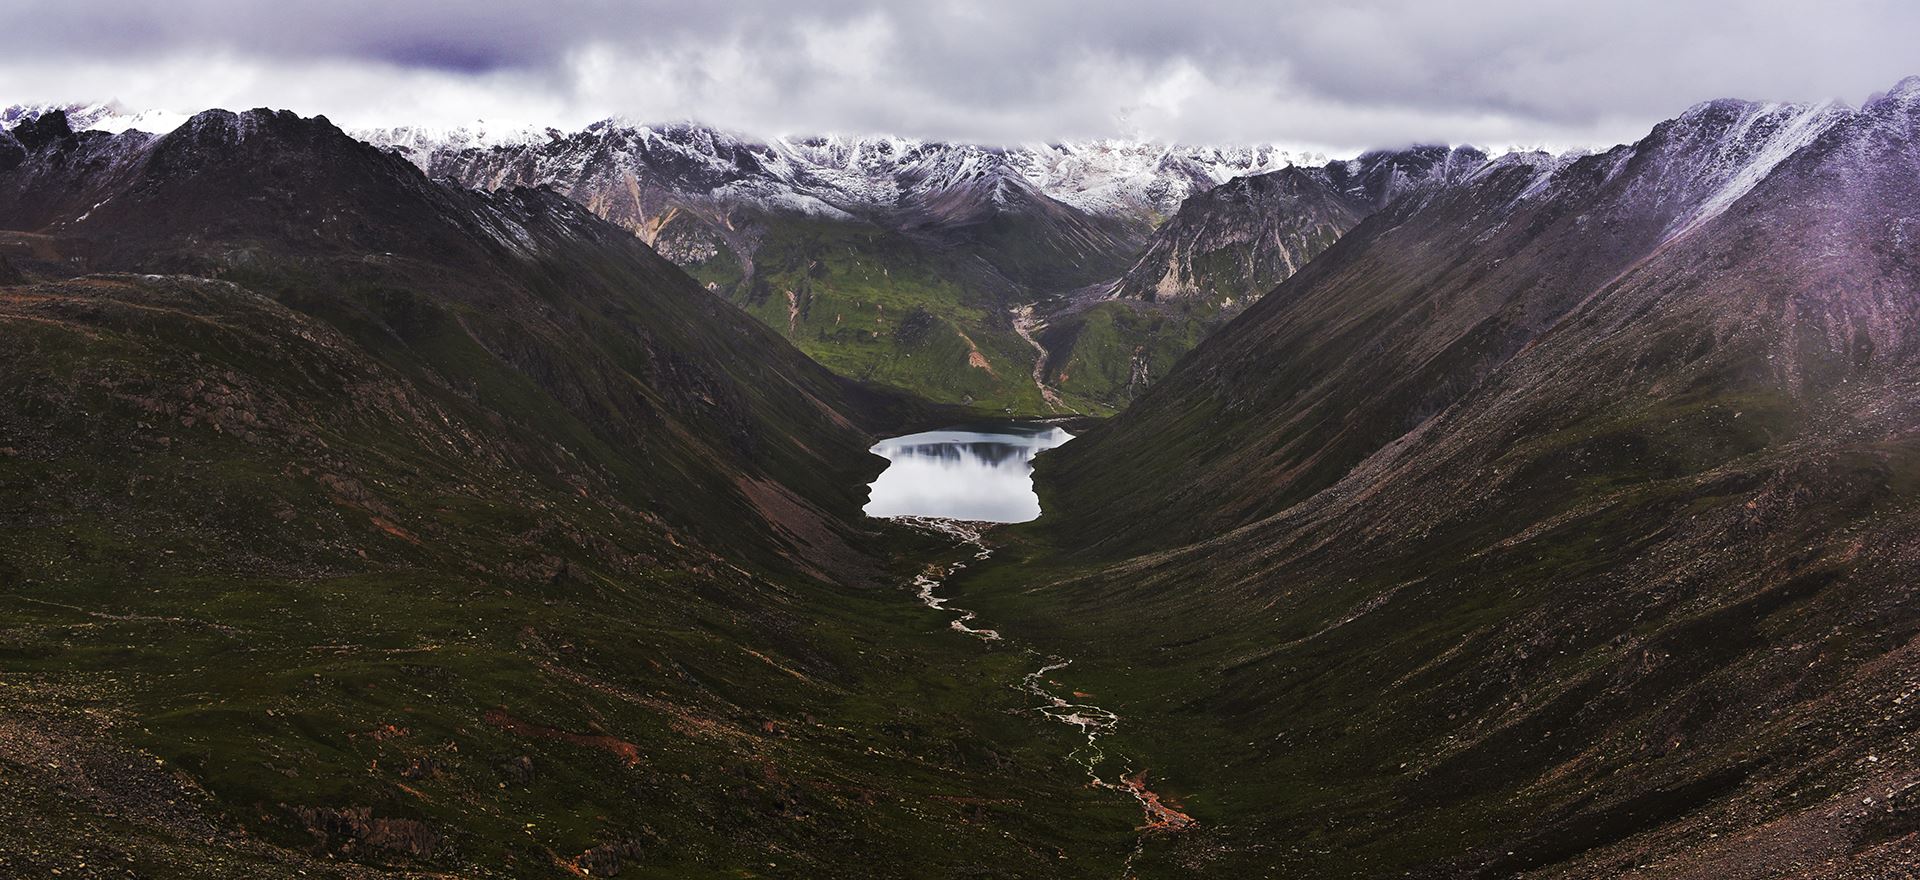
[0,109,1152,878]
[986,80,1920,877]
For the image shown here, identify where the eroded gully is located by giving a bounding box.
[892,516,1195,856]
[1009,304,1073,414]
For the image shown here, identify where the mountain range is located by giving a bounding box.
[2,102,1448,414]
[3,75,1919,878]
[358,120,1342,413]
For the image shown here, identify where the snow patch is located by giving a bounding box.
[1663,102,1848,243]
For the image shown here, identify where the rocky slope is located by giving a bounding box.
[1040,145,1489,408]
[1106,144,1489,307]
[982,80,1920,877]
[1102,166,1368,307]
[0,109,1150,877]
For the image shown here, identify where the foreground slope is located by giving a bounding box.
[992,82,1920,876]
[0,110,1148,877]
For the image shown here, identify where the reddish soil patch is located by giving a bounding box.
[482,708,643,767]
[1119,769,1196,832]
[367,514,422,544]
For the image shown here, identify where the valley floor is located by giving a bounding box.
[0,517,1172,879]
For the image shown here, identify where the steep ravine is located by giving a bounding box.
[891,516,1196,864]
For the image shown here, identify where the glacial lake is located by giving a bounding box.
[863,424,1074,523]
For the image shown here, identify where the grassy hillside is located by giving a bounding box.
[1039,301,1212,411]
[688,216,1053,414]
[0,111,1154,878]
[0,271,1158,877]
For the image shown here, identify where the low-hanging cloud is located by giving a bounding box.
[2,0,1915,151]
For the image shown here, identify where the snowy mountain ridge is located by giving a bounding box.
[0,102,1440,224]
[360,117,1331,220]
[1,101,190,138]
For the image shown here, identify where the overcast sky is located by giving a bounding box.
[2,0,1916,152]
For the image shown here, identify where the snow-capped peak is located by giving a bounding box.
[351,119,558,158]
[2,101,190,136]
[354,117,1339,221]
[1660,100,1849,242]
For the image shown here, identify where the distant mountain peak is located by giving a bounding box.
[1866,74,1920,112]
[10,109,76,151]
[356,118,1328,222]
[1103,143,1474,307]
[2,100,190,137]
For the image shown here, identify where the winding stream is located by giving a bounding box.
[867,426,1194,857]
[894,517,1196,839]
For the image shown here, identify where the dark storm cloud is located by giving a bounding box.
[2,0,1916,148]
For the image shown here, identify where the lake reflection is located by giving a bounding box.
[864,424,1074,523]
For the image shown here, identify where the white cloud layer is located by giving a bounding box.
[1,0,1915,149]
